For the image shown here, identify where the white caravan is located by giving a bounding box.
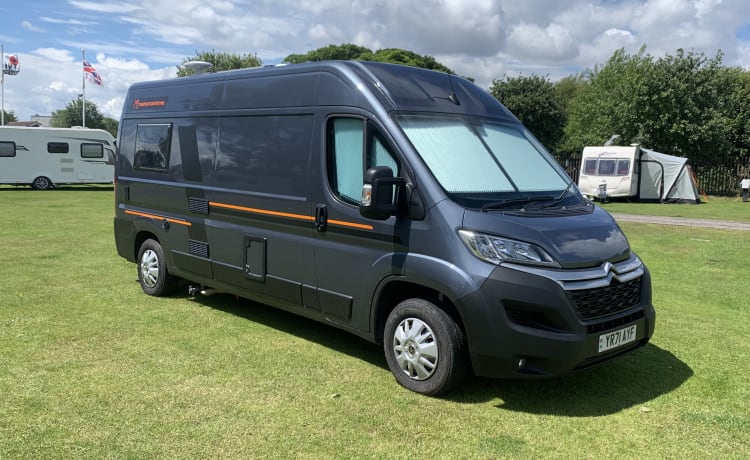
[0,126,115,190]
[578,145,700,203]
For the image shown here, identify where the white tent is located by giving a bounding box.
[638,148,701,203]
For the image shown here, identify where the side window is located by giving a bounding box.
[81,143,104,159]
[616,159,631,176]
[583,159,597,175]
[48,142,69,154]
[134,123,171,172]
[328,117,400,205]
[329,118,365,204]
[0,141,15,157]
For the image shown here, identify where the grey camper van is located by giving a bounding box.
[114,61,655,395]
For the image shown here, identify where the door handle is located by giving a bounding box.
[315,204,328,232]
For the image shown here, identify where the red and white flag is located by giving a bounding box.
[83,60,102,86]
[3,54,20,75]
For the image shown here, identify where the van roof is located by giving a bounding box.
[123,60,516,121]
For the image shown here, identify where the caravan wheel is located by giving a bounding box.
[32,176,52,190]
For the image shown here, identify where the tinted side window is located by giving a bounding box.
[48,142,69,154]
[81,143,104,159]
[616,159,631,176]
[216,115,312,197]
[597,159,616,175]
[0,141,15,157]
[134,124,171,172]
[584,159,597,175]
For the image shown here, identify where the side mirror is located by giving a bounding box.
[360,166,405,220]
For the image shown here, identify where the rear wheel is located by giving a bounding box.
[384,298,468,396]
[32,176,52,190]
[137,239,177,296]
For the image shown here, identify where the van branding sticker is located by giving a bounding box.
[132,97,168,110]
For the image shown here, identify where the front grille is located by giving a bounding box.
[569,277,642,319]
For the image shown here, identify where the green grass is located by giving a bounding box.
[599,195,750,222]
[1,186,749,458]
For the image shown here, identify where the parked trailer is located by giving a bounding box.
[578,145,700,203]
[0,126,115,190]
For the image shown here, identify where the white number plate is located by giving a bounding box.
[598,325,637,353]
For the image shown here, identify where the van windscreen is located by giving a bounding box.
[396,115,570,205]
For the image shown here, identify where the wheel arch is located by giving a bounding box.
[372,279,465,347]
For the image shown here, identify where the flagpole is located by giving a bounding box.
[2,42,5,126]
[82,49,86,128]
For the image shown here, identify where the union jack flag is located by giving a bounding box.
[83,60,103,86]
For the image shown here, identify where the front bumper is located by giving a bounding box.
[458,254,655,378]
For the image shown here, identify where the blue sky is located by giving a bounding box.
[1,0,749,121]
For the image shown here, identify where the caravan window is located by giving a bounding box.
[48,142,69,154]
[81,143,104,159]
[0,141,15,157]
[585,158,632,176]
[134,124,171,172]
[597,159,615,176]
[616,159,631,176]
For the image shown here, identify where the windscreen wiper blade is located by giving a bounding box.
[481,195,556,212]
[540,184,573,209]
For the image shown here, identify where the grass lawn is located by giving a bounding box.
[1,186,748,458]
[599,195,750,222]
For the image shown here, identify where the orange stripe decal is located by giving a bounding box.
[209,201,372,230]
[125,209,192,226]
[328,219,374,230]
[209,201,315,222]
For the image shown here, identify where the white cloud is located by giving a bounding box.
[3,0,750,121]
[67,0,143,14]
[21,21,45,33]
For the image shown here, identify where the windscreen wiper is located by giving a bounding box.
[540,184,573,209]
[480,195,556,212]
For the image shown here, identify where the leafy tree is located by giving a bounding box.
[1,109,18,124]
[283,43,455,74]
[562,47,740,162]
[177,50,262,77]
[490,74,566,150]
[101,117,119,138]
[50,98,115,134]
[284,43,374,64]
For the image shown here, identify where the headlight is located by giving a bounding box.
[458,229,559,267]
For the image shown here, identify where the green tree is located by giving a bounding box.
[562,47,739,162]
[101,117,119,138]
[490,74,566,150]
[283,43,455,74]
[51,98,109,130]
[284,43,374,64]
[177,50,262,77]
[1,109,17,124]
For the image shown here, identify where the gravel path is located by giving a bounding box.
[610,213,750,231]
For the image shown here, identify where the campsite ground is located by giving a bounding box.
[1,186,749,458]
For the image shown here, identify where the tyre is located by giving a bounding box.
[32,176,52,190]
[137,239,177,296]
[384,298,468,396]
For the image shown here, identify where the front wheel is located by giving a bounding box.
[137,239,177,296]
[384,298,468,396]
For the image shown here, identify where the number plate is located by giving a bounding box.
[598,324,637,353]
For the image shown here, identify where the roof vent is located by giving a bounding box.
[182,61,213,76]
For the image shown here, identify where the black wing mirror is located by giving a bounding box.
[360,166,405,220]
